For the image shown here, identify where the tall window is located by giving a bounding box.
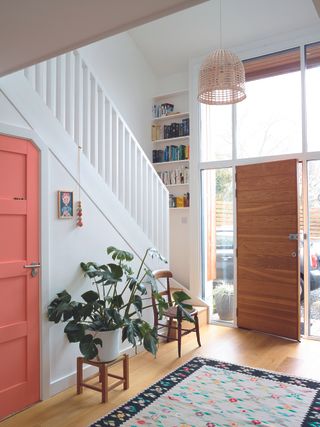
[306,42,320,152]
[200,105,232,161]
[238,49,302,158]
[201,48,303,161]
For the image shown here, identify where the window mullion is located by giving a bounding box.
[232,103,237,160]
[301,44,308,154]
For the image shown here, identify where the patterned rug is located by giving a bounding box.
[90,357,320,426]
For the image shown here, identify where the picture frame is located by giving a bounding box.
[58,190,74,219]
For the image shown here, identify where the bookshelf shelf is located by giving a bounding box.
[153,112,189,122]
[169,207,190,210]
[152,136,189,144]
[166,183,189,188]
[153,159,189,166]
[153,89,188,100]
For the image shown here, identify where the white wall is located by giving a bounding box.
[0,91,31,129]
[170,211,190,288]
[48,153,158,395]
[155,71,188,96]
[80,33,156,159]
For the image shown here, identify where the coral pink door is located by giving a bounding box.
[0,135,40,419]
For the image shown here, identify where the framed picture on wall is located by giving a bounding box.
[58,190,74,218]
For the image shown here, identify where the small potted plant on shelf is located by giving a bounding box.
[48,246,193,361]
[212,283,234,321]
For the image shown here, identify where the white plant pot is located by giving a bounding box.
[95,329,121,362]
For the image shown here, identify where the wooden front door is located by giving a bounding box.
[0,135,40,419]
[236,159,299,340]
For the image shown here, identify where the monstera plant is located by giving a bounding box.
[48,246,193,361]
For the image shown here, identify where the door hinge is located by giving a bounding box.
[236,307,238,317]
[236,248,238,257]
[235,188,237,198]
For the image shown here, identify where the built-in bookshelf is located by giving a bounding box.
[151,90,190,210]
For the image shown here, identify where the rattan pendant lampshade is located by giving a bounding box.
[198,49,246,105]
[197,1,246,105]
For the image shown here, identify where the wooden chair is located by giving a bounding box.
[152,269,201,357]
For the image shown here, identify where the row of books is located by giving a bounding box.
[152,145,190,163]
[151,125,161,141]
[169,192,190,208]
[158,166,189,186]
[151,118,189,141]
[152,103,174,118]
[164,119,189,139]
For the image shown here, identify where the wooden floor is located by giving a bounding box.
[3,324,320,427]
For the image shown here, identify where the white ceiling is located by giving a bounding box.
[129,0,320,77]
[0,0,206,77]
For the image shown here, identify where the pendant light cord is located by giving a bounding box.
[219,0,222,49]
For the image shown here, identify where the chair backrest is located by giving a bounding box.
[151,269,173,324]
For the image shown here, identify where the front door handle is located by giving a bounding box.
[24,262,41,277]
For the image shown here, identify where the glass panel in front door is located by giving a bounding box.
[307,161,320,337]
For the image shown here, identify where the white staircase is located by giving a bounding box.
[0,50,169,260]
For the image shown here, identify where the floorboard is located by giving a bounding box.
[2,324,320,427]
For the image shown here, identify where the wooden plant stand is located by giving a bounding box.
[76,354,129,403]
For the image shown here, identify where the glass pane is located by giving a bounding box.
[298,163,304,335]
[202,168,234,323]
[237,53,302,158]
[306,43,320,152]
[200,104,232,162]
[307,161,320,336]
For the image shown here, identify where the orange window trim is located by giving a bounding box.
[243,43,320,82]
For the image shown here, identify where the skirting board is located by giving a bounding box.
[49,344,145,397]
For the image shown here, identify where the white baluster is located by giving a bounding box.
[104,99,112,186]
[56,55,66,126]
[90,73,97,168]
[74,52,82,147]
[137,150,143,228]
[149,171,154,244]
[143,158,148,235]
[26,65,36,91]
[118,121,124,205]
[163,189,169,258]
[24,67,31,81]
[124,130,131,212]
[160,186,164,258]
[35,63,44,99]
[46,59,54,112]
[131,140,137,222]
[65,52,75,140]
[82,62,90,159]
[111,110,119,197]
[97,86,105,178]
[154,177,159,250]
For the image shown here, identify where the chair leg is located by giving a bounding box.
[167,318,173,342]
[177,318,182,357]
[195,314,201,347]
